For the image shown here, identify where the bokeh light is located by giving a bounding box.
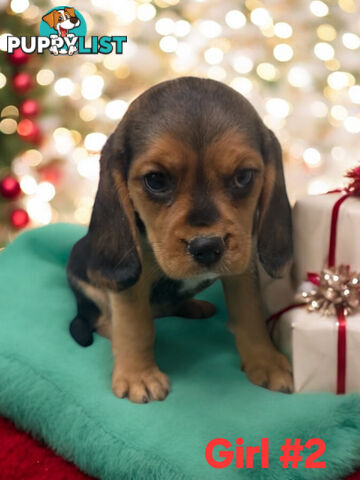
[225,10,246,29]
[273,44,293,62]
[54,78,74,96]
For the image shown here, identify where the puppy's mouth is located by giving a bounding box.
[59,26,67,37]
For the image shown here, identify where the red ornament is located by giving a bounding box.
[17,119,42,144]
[8,49,30,66]
[10,208,30,229]
[12,72,33,94]
[0,176,21,199]
[20,99,40,117]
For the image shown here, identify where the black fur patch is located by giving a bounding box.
[68,281,100,347]
[150,275,216,305]
[150,277,183,304]
[187,198,220,227]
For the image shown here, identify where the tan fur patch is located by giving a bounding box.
[205,129,263,178]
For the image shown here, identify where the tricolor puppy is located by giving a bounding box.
[67,77,293,403]
[41,7,80,55]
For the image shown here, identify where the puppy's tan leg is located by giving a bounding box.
[96,312,112,339]
[110,286,170,404]
[222,268,293,393]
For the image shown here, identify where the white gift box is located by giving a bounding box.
[273,306,360,393]
[293,193,360,285]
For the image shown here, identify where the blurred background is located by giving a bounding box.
[0,0,360,245]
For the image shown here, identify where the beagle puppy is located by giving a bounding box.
[67,77,293,403]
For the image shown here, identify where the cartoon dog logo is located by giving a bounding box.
[41,7,81,55]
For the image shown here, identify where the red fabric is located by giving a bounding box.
[0,417,94,480]
[347,472,360,479]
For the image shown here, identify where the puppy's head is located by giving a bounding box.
[86,77,292,290]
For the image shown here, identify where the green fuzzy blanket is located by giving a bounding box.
[0,224,360,479]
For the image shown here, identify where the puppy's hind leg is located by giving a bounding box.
[69,276,112,345]
[172,298,216,319]
[69,284,100,347]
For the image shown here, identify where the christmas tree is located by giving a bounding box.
[0,2,48,239]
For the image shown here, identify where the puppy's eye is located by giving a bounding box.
[144,172,171,194]
[234,169,256,189]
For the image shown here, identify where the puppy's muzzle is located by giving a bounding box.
[70,16,79,25]
[188,236,224,266]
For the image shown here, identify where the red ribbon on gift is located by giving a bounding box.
[305,272,347,394]
[328,166,360,267]
[268,166,360,394]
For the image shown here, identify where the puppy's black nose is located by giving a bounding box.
[70,16,79,24]
[188,236,224,266]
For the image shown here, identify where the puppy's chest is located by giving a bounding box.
[150,275,217,305]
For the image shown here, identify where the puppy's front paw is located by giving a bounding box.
[112,366,170,403]
[243,351,293,393]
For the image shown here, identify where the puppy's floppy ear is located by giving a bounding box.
[257,127,293,278]
[65,7,76,16]
[42,10,58,28]
[86,132,142,291]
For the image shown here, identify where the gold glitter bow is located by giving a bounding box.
[298,265,360,316]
